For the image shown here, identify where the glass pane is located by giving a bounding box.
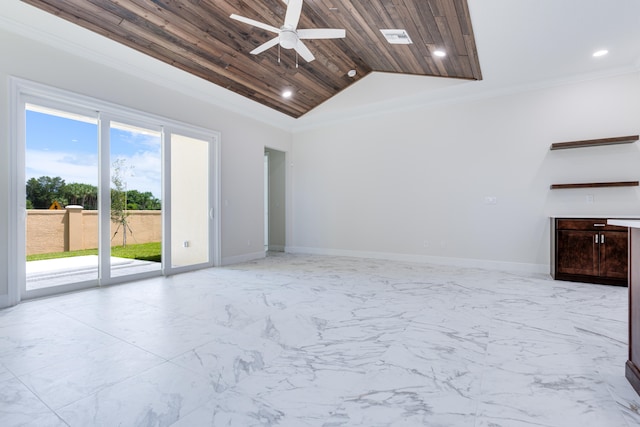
[110,121,162,279]
[25,104,99,290]
[170,133,209,267]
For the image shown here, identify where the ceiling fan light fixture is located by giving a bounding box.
[279,30,298,49]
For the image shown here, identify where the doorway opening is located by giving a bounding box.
[264,148,286,252]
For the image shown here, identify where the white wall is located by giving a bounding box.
[0,26,292,306]
[290,72,640,272]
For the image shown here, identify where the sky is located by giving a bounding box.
[25,109,162,198]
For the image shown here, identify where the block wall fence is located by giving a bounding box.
[26,207,161,255]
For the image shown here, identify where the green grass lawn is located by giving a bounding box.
[27,242,161,262]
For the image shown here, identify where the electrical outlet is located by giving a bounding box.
[183,241,189,248]
[586,194,594,204]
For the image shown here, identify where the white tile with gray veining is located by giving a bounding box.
[1,253,639,426]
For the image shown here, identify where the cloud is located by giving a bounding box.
[112,150,161,197]
[26,148,162,197]
[26,149,99,186]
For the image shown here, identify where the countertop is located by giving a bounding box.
[608,219,640,228]
[551,215,640,219]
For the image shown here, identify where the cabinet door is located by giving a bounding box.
[557,230,598,276]
[600,231,628,280]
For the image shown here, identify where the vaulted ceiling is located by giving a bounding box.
[20,0,482,118]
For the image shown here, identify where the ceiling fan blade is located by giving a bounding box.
[294,40,315,62]
[230,14,280,34]
[297,29,346,39]
[284,0,303,29]
[250,36,280,55]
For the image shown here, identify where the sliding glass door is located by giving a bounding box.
[108,120,162,280]
[24,103,100,295]
[13,79,220,303]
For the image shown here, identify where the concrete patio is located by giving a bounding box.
[26,256,160,290]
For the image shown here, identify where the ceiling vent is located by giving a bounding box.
[380,29,413,45]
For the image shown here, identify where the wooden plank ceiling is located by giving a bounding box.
[21,0,482,118]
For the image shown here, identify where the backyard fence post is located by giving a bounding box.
[65,205,84,252]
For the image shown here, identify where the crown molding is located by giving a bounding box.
[291,66,640,133]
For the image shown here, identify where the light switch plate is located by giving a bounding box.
[484,196,497,205]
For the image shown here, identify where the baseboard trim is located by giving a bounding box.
[626,360,640,396]
[0,294,10,309]
[286,246,549,275]
[221,251,266,266]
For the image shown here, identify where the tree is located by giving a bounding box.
[26,176,67,208]
[110,159,134,247]
[126,190,161,210]
[25,173,160,212]
[63,182,98,210]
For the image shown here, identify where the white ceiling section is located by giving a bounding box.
[1,0,640,131]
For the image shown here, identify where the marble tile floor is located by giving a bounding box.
[1,253,640,426]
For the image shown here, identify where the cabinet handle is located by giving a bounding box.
[594,224,606,227]
[601,234,605,244]
[595,234,599,244]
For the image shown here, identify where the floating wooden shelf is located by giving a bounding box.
[550,135,639,150]
[550,181,639,190]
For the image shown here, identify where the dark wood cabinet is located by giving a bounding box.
[552,218,629,286]
[556,229,598,276]
[600,230,629,280]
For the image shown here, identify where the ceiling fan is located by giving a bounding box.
[230,0,346,62]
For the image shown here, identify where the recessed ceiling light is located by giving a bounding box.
[593,49,608,57]
[347,69,356,77]
[282,90,293,98]
[433,50,446,57]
